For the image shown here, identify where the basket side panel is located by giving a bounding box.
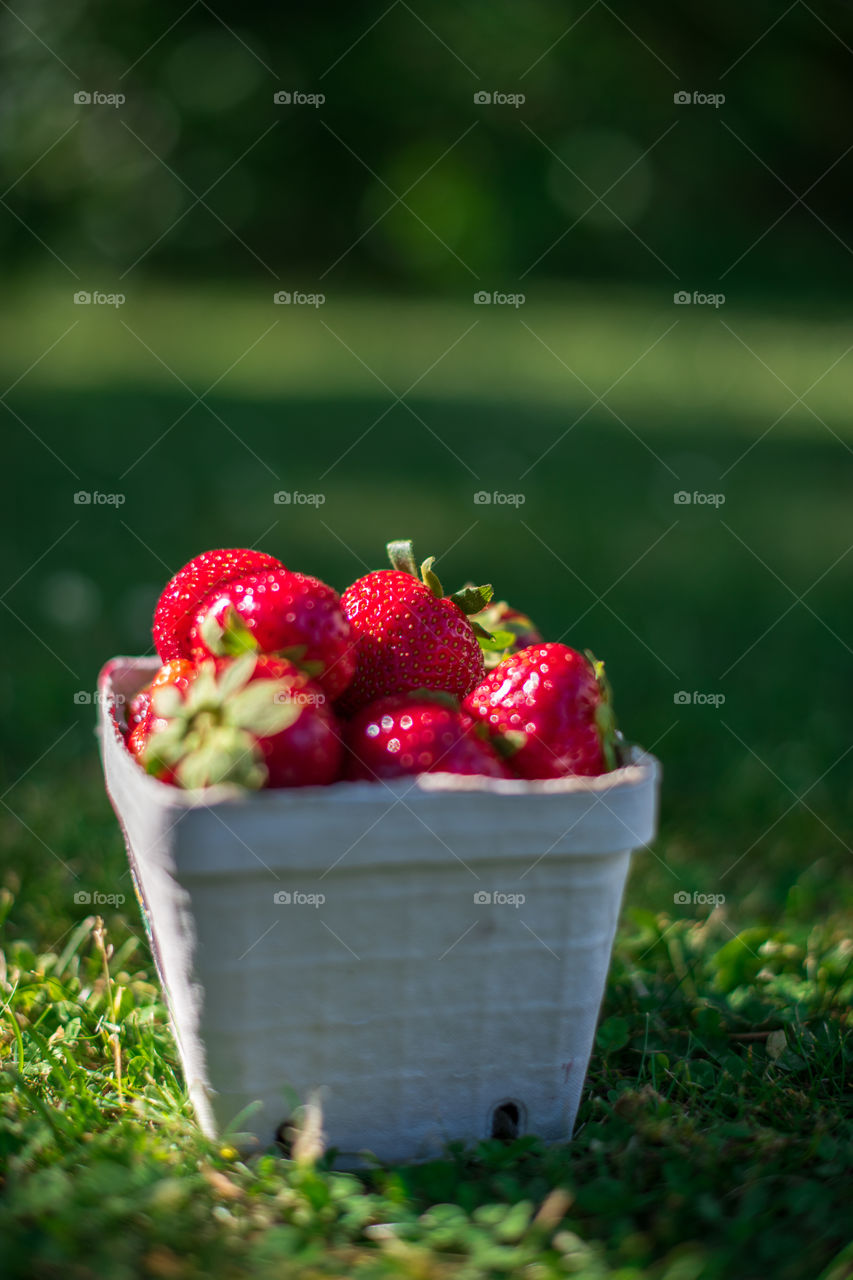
[179,850,631,1162]
[99,704,216,1135]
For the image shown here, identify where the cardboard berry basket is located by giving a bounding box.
[98,656,660,1165]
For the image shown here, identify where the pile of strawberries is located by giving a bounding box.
[123,541,622,790]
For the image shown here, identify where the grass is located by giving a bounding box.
[6,279,853,428]
[1,891,850,1279]
[1,286,851,1278]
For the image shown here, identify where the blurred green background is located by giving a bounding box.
[1,1,852,938]
[3,1,853,293]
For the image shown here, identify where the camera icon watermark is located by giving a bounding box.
[673,690,725,708]
[73,90,125,108]
[273,290,325,307]
[474,490,526,507]
[674,890,725,907]
[474,290,525,307]
[273,90,325,107]
[673,490,725,507]
[273,490,326,506]
[473,890,525,907]
[473,90,525,108]
[73,490,126,506]
[673,90,725,108]
[273,890,325,907]
[673,290,725,308]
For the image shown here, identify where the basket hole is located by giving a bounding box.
[274,1118,293,1156]
[490,1099,525,1141]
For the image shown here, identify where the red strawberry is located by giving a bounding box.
[127,716,178,784]
[126,659,197,781]
[344,693,512,781]
[469,598,544,670]
[127,690,151,732]
[153,548,283,662]
[127,719,149,759]
[127,658,195,731]
[141,654,342,789]
[338,540,491,715]
[188,569,356,701]
[463,643,619,779]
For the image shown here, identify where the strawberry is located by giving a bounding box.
[188,569,356,701]
[127,719,150,760]
[469,597,544,670]
[463,643,619,779]
[338,539,491,715]
[153,548,283,662]
[343,693,512,781]
[140,654,342,789]
[127,716,178,784]
[127,658,195,731]
[127,690,151,732]
[125,659,197,783]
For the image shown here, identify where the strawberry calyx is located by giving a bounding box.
[200,607,326,679]
[143,655,304,790]
[471,624,516,653]
[386,539,420,578]
[386,537,495,653]
[199,605,258,657]
[471,599,543,669]
[479,724,528,758]
[585,650,620,773]
[447,582,494,616]
[387,539,492,611]
[278,646,326,679]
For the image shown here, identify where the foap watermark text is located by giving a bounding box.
[674,690,725,707]
[74,291,125,307]
[474,890,525,907]
[274,291,325,307]
[474,90,525,108]
[674,890,725,907]
[74,90,125,107]
[74,490,125,506]
[674,290,725,308]
[474,490,525,506]
[75,691,126,706]
[274,490,325,506]
[674,90,725,108]
[474,290,525,307]
[273,90,325,107]
[673,490,725,507]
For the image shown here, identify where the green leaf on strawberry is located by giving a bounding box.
[338,540,492,714]
[386,539,493,613]
[471,625,515,651]
[585,650,620,772]
[142,655,339,791]
[199,605,259,658]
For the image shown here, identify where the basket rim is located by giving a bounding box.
[98,655,661,811]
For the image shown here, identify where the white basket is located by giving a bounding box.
[98,657,660,1165]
